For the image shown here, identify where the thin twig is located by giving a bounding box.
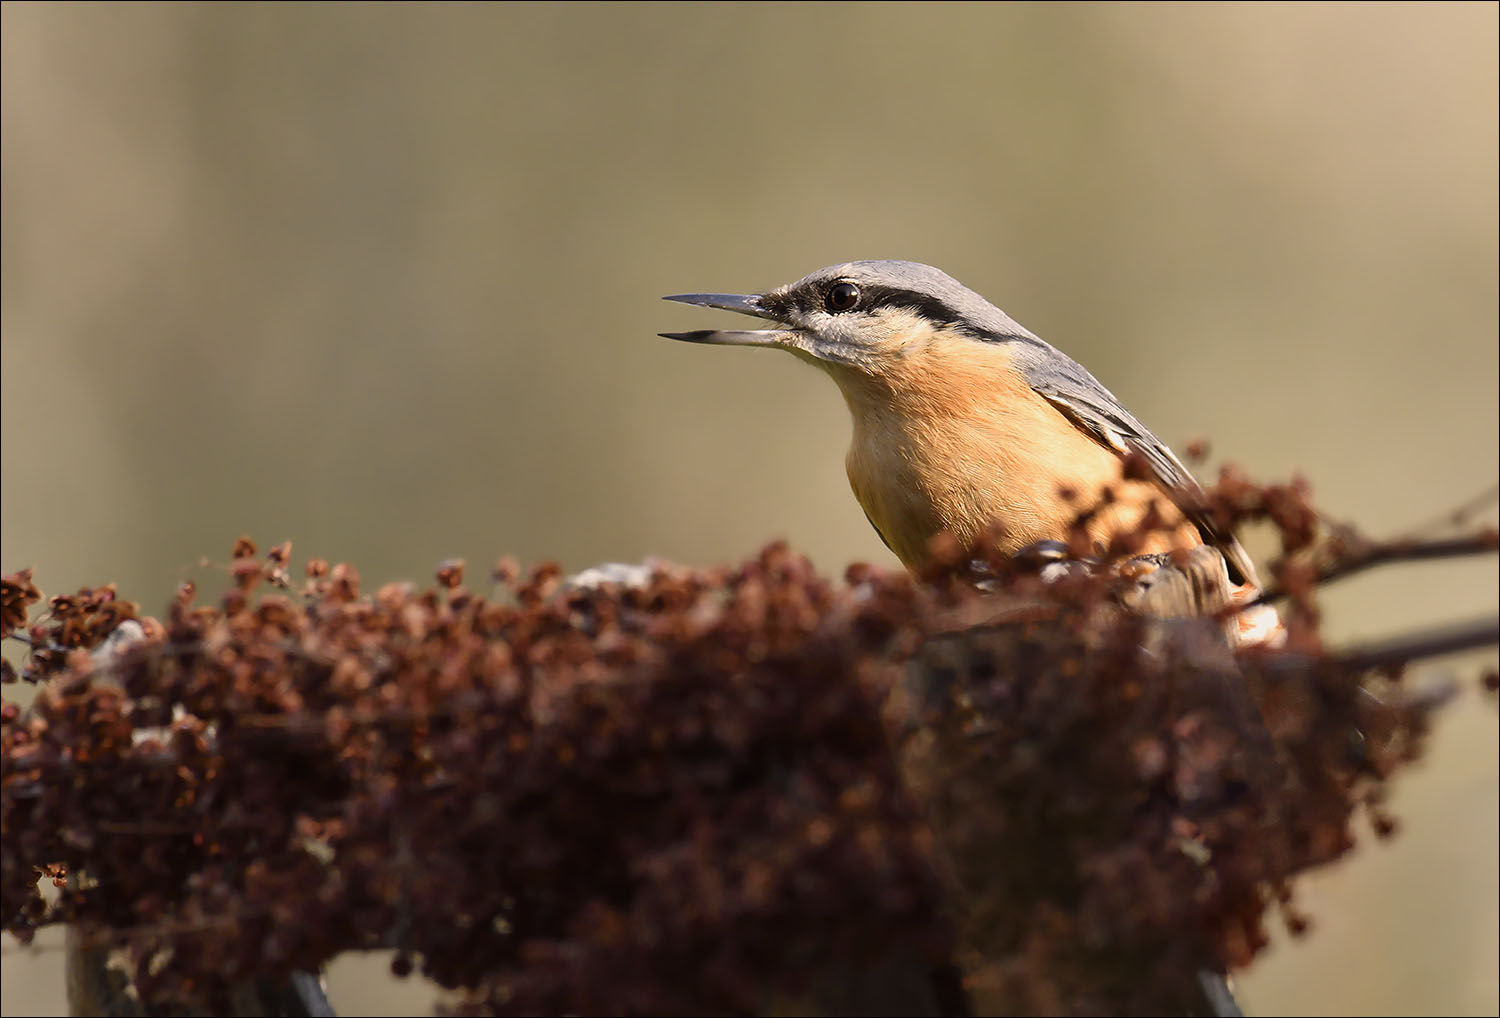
[1248,532,1499,609]
[1397,483,1500,538]
[1336,615,1500,672]
[1253,615,1500,681]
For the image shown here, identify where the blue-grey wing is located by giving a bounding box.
[1011,338,1260,588]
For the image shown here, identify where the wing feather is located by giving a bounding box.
[1010,339,1260,588]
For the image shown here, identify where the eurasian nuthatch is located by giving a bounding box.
[661,260,1260,594]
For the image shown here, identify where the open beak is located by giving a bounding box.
[659,292,793,348]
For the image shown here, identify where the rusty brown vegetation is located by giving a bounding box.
[2,472,1496,1016]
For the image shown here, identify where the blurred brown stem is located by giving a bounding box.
[1249,531,1499,609]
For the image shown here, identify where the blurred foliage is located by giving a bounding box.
[2,474,1479,1014]
[2,3,1495,1015]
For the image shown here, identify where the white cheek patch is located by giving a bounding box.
[865,308,939,356]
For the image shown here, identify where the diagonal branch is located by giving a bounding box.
[1248,531,1499,609]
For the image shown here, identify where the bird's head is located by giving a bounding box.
[661,260,1040,382]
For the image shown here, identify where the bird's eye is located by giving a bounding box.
[824,282,860,313]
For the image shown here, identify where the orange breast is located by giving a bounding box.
[832,336,1199,568]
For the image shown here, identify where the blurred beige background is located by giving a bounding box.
[2,3,1495,1015]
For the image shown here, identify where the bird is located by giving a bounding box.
[663,261,1265,1016]
[660,260,1264,607]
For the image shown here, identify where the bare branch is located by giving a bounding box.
[1248,531,1499,609]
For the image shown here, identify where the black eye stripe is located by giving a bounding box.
[858,286,968,329]
[766,282,984,337]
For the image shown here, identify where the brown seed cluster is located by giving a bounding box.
[0,474,1478,1016]
[3,543,949,1014]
